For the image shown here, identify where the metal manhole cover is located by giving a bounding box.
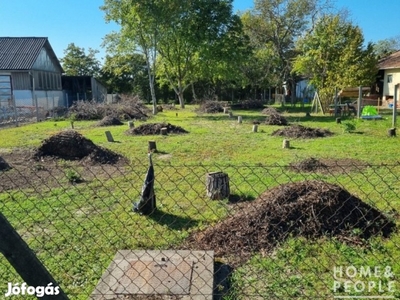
[112,257,193,295]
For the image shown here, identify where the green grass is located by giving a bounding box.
[0,104,399,299]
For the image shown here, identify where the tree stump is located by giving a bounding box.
[206,172,230,200]
[282,139,290,148]
[148,140,157,152]
[336,117,341,124]
[388,128,396,137]
[128,121,134,128]
[160,127,168,135]
[228,112,233,118]
[252,125,258,132]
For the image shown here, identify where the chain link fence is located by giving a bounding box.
[0,157,399,299]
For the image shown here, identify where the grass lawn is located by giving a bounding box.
[0,104,399,299]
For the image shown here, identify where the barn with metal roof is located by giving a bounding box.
[0,37,64,119]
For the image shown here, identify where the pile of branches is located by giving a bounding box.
[262,107,288,125]
[68,95,150,121]
[196,101,226,113]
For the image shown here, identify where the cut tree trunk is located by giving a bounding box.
[206,172,230,200]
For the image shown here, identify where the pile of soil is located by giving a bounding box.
[272,124,333,138]
[184,180,395,265]
[266,113,288,126]
[34,130,123,164]
[96,116,124,127]
[290,157,328,172]
[126,123,188,135]
[0,156,11,171]
[196,101,225,113]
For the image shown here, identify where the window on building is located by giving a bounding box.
[388,74,393,83]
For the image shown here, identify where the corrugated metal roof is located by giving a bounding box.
[0,37,62,71]
[378,50,400,70]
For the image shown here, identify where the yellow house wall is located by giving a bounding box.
[383,69,400,102]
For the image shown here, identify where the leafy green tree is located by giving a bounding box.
[100,53,148,97]
[60,43,101,77]
[373,37,400,59]
[245,0,327,96]
[102,0,163,114]
[155,0,245,108]
[292,14,378,105]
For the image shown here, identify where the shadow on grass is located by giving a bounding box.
[149,209,199,230]
[228,194,255,204]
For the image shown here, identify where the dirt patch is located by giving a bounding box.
[96,116,124,127]
[183,180,395,265]
[34,130,124,164]
[126,123,188,135]
[0,156,11,171]
[272,124,333,138]
[0,148,129,192]
[289,157,370,174]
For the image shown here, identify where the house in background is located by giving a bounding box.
[377,50,400,106]
[0,37,64,110]
[0,37,107,117]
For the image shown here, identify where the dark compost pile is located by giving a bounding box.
[126,123,188,135]
[34,130,123,164]
[272,124,333,138]
[184,180,395,265]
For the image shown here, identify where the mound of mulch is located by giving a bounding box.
[34,130,123,164]
[272,124,333,138]
[184,180,395,265]
[196,101,225,113]
[261,107,280,115]
[0,156,11,171]
[126,123,188,135]
[289,157,370,174]
[96,116,124,127]
[266,113,288,126]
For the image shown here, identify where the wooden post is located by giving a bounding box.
[238,116,242,124]
[105,131,114,142]
[160,127,168,135]
[148,140,157,152]
[252,125,258,132]
[128,121,134,128]
[0,213,69,299]
[282,139,290,148]
[228,112,233,118]
[336,117,341,124]
[206,172,230,200]
[70,121,74,129]
[223,107,229,114]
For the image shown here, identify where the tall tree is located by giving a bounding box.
[244,0,329,97]
[155,0,245,108]
[60,43,101,77]
[102,0,162,114]
[100,53,148,97]
[292,14,377,105]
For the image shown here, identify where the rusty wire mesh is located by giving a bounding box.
[0,157,399,299]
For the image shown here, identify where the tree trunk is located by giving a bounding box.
[206,172,230,200]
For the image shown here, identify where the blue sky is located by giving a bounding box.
[0,0,399,62]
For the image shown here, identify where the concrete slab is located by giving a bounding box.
[91,250,214,300]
